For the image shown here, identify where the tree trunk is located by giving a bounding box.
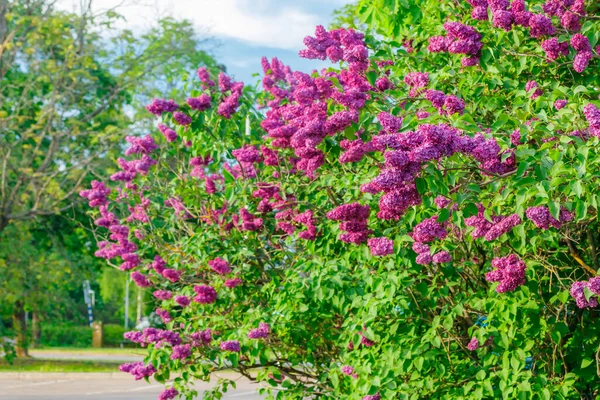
[31,312,40,348]
[12,301,29,358]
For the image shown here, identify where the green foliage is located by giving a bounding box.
[103,324,127,347]
[39,325,92,348]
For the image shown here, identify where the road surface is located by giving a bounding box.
[0,375,266,399]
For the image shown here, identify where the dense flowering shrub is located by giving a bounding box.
[83,0,600,398]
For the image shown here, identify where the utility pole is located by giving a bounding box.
[83,280,94,327]
[124,276,129,330]
[136,286,142,326]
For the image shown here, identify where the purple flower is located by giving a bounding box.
[363,394,382,400]
[529,14,555,38]
[368,237,394,256]
[411,216,447,243]
[187,94,211,111]
[432,251,452,264]
[153,290,172,300]
[416,253,433,265]
[554,99,568,110]
[570,281,598,308]
[174,295,190,307]
[467,337,479,351]
[341,365,358,378]
[541,38,570,60]
[248,322,270,339]
[155,308,171,324]
[197,67,215,87]
[193,285,217,304]
[158,387,178,400]
[207,257,232,275]
[173,111,192,126]
[171,344,191,360]
[485,254,527,293]
[220,340,241,352]
[483,214,522,241]
[157,124,178,143]
[131,271,151,288]
[225,278,243,288]
[526,206,570,230]
[146,98,178,115]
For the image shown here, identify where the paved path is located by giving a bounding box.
[0,374,265,399]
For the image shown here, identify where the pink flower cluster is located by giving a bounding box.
[326,203,372,244]
[423,90,465,116]
[124,328,182,347]
[146,98,178,115]
[259,26,380,178]
[525,80,543,100]
[467,337,479,351]
[570,278,600,308]
[294,210,318,240]
[485,254,527,293]
[584,104,600,137]
[340,365,358,378]
[464,204,521,241]
[193,285,217,304]
[367,237,394,256]
[571,33,593,73]
[208,257,232,275]
[248,322,270,339]
[158,388,179,400]
[119,362,157,380]
[220,340,241,352]
[80,181,110,207]
[526,206,572,230]
[404,72,429,97]
[428,22,482,66]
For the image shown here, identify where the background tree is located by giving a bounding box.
[0,0,222,357]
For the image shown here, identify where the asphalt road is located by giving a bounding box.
[0,377,265,399]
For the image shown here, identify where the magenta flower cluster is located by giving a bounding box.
[326,203,372,244]
[428,22,483,66]
[248,322,270,339]
[220,340,241,352]
[570,278,600,309]
[208,257,232,275]
[526,206,572,230]
[485,254,527,293]
[118,362,157,380]
[367,237,394,256]
[584,103,600,137]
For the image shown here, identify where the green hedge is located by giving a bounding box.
[102,324,127,347]
[39,325,92,348]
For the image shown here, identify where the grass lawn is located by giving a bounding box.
[31,347,148,356]
[0,358,121,373]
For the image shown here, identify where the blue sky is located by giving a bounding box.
[59,0,352,85]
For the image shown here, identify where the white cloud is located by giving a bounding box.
[57,0,346,50]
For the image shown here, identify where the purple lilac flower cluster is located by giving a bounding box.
[464,204,522,241]
[220,340,241,352]
[340,365,358,378]
[118,362,157,380]
[467,337,479,351]
[428,22,483,66]
[485,254,527,293]
[124,328,182,347]
[367,237,394,256]
[526,206,572,229]
[326,203,372,244]
[525,80,543,100]
[259,26,380,178]
[584,104,600,137]
[158,388,178,400]
[145,98,178,115]
[404,72,429,97]
[208,257,232,275]
[193,285,217,304]
[294,210,318,240]
[571,33,593,73]
[570,279,600,308]
[248,322,270,339]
